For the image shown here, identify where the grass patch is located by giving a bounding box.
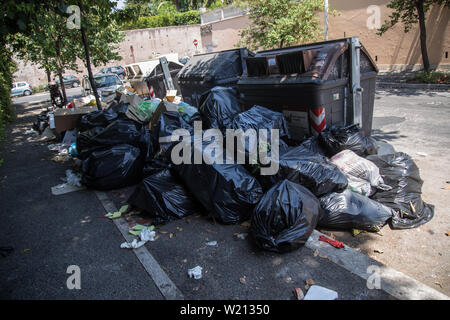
[408,71,450,84]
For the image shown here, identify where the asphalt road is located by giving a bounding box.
[0,87,448,300]
[11,87,82,105]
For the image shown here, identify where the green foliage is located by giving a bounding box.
[410,71,450,84]
[0,43,16,141]
[237,0,334,51]
[120,10,200,30]
[378,0,449,35]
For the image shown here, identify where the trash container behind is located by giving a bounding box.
[145,61,183,99]
[177,48,254,107]
[238,38,378,141]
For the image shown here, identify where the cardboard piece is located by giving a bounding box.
[53,106,98,133]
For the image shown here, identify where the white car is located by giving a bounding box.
[11,81,33,97]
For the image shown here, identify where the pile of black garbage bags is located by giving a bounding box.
[73,86,434,254]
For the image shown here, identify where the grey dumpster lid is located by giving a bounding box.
[247,38,378,81]
[178,48,253,82]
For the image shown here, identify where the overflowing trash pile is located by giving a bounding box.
[33,83,434,255]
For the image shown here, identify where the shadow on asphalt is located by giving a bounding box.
[376,88,440,97]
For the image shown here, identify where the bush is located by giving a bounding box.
[409,71,450,84]
[0,43,16,141]
[121,10,200,30]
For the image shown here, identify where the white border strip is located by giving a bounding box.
[306,230,449,300]
[95,191,184,300]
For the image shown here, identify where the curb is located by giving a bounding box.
[377,82,450,91]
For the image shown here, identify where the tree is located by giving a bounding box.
[237,0,333,50]
[11,4,80,105]
[378,0,450,72]
[72,0,124,109]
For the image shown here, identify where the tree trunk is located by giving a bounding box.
[55,56,67,105]
[45,67,51,83]
[416,0,431,72]
[79,1,102,110]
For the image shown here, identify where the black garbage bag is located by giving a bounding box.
[76,119,142,160]
[88,118,141,147]
[173,139,263,224]
[76,126,105,160]
[139,126,156,163]
[198,86,242,130]
[319,124,377,157]
[367,152,434,229]
[318,189,394,232]
[298,136,326,156]
[81,144,143,190]
[257,146,348,197]
[156,111,194,160]
[128,169,201,225]
[231,105,290,141]
[78,108,118,132]
[143,158,172,177]
[251,180,320,253]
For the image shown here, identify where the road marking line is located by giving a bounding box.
[95,191,184,300]
[306,230,449,300]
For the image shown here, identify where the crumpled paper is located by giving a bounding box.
[120,228,156,249]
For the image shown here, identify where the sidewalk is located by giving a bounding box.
[0,103,163,299]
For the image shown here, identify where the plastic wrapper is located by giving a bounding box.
[318,189,394,231]
[176,102,202,124]
[367,152,434,229]
[198,87,242,130]
[319,124,377,157]
[81,144,143,190]
[173,139,263,224]
[251,180,320,253]
[127,169,201,225]
[331,150,391,195]
[258,146,348,197]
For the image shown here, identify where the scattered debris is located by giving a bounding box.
[240,276,247,285]
[240,221,251,228]
[21,248,31,254]
[303,285,338,300]
[434,282,443,288]
[188,266,203,280]
[374,249,384,254]
[318,235,345,249]
[205,241,218,247]
[305,278,315,290]
[293,287,304,300]
[416,152,428,157]
[233,232,248,240]
[105,205,129,220]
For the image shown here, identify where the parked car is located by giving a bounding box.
[96,66,126,79]
[56,75,81,88]
[11,81,33,97]
[81,73,131,97]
